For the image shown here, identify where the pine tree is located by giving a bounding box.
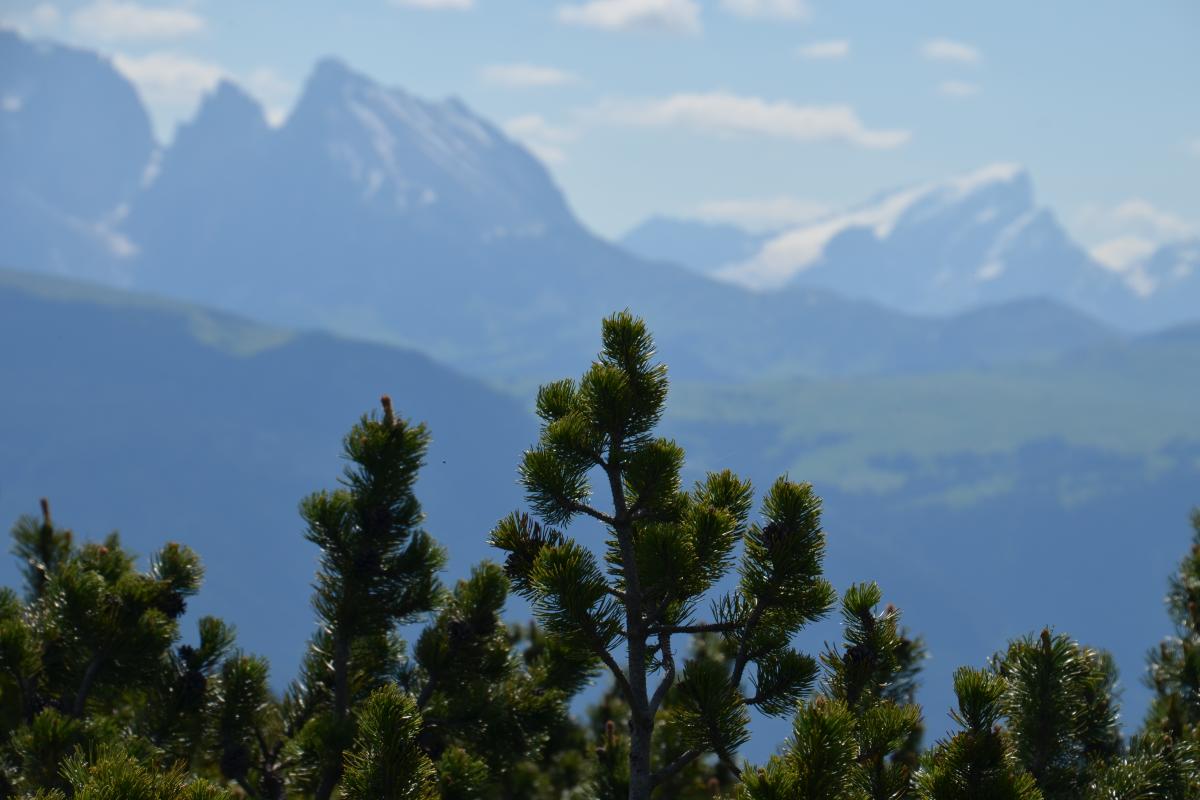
[1129,506,1200,798]
[29,745,235,800]
[288,395,447,800]
[737,583,924,799]
[994,629,1121,799]
[0,501,242,795]
[916,667,1042,800]
[224,398,591,799]
[340,684,439,800]
[585,633,742,799]
[491,312,838,800]
[1146,509,1200,741]
[1085,732,1200,799]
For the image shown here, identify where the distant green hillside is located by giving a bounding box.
[670,328,1200,494]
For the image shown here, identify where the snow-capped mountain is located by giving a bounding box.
[1121,239,1200,328]
[625,166,1196,330]
[715,164,1130,316]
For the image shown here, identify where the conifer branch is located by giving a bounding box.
[731,600,767,688]
[73,654,105,717]
[603,585,627,602]
[589,626,634,703]
[566,499,617,527]
[649,632,676,717]
[648,621,738,636]
[651,747,703,787]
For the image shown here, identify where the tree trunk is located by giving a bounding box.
[314,633,351,800]
[629,711,654,800]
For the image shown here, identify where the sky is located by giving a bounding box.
[3,0,1198,264]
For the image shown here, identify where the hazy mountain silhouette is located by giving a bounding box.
[0,31,1127,385]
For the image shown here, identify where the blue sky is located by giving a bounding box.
[5,0,1198,263]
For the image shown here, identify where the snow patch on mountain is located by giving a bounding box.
[718,163,1027,290]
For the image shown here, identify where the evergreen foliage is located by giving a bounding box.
[289,397,446,800]
[738,583,924,799]
[492,311,837,799]
[0,500,247,796]
[992,629,1121,799]
[0,313,1196,799]
[1146,510,1200,741]
[916,667,1042,800]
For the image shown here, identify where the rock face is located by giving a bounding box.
[0,30,153,282]
[0,30,154,219]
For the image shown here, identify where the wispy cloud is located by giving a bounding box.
[0,2,62,34]
[390,0,474,9]
[589,91,910,149]
[1079,198,1196,292]
[720,0,809,20]
[921,38,980,64]
[1111,198,1195,239]
[243,67,295,127]
[695,196,830,231]
[113,51,222,110]
[557,0,701,35]
[113,52,295,128]
[797,39,849,60]
[504,114,575,165]
[1090,236,1157,272]
[72,0,206,41]
[938,80,978,98]
[481,63,579,89]
[1188,137,1200,158]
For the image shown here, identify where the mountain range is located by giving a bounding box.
[0,28,1164,387]
[623,166,1199,330]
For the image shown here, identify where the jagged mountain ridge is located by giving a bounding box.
[0,31,1123,383]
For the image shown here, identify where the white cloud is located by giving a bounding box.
[1,2,62,34]
[481,63,579,88]
[112,51,223,111]
[721,0,809,20]
[695,196,830,231]
[938,80,979,98]
[921,38,980,64]
[797,39,849,60]
[390,0,474,9]
[557,0,701,35]
[1189,137,1200,158]
[590,91,910,149]
[29,3,62,28]
[1090,236,1157,272]
[504,114,575,165]
[243,67,295,127]
[1112,198,1195,239]
[72,0,205,41]
[112,52,294,128]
